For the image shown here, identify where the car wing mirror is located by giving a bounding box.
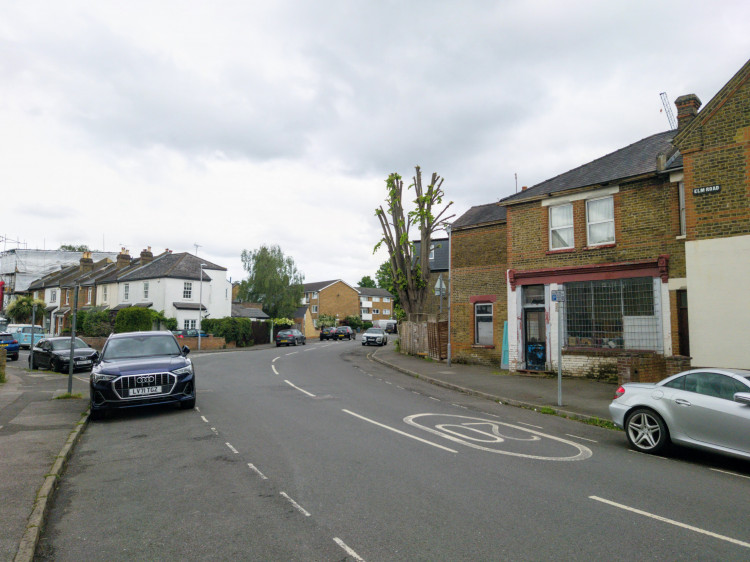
[182,345,190,356]
[734,392,750,406]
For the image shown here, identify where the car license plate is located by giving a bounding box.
[130,386,162,396]
[77,360,92,366]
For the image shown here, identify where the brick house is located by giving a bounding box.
[671,58,750,369]
[449,203,507,366]
[301,280,360,330]
[499,129,687,376]
[356,287,396,324]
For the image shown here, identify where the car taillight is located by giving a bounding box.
[614,386,625,399]
[12,339,18,344]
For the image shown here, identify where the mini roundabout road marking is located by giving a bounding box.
[404,413,592,462]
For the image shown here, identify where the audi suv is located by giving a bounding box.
[89,331,196,419]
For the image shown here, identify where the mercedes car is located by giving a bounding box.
[609,368,750,460]
[89,331,196,419]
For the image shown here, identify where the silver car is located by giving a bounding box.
[361,328,388,346]
[609,368,750,460]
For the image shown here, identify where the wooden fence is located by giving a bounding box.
[400,313,448,360]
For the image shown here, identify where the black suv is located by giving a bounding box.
[89,331,195,419]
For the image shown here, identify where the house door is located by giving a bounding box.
[524,309,546,371]
[677,290,689,356]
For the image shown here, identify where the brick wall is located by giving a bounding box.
[450,222,507,366]
[680,76,750,241]
[507,178,686,277]
[318,281,360,322]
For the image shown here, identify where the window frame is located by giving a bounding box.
[143,281,149,299]
[311,305,319,313]
[474,302,494,345]
[586,195,615,247]
[549,203,574,250]
[183,282,192,299]
[123,283,130,301]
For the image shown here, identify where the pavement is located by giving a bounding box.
[0,340,617,561]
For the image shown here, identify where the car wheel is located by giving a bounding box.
[276,343,281,347]
[10,353,19,361]
[293,339,298,346]
[89,408,105,421]
[52,357,64,373]
[625,408,669,454]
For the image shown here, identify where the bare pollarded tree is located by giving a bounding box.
[375,166,454,316]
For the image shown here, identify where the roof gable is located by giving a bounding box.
[452,203,506,230]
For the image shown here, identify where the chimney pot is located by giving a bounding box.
[675,94,702,129]
[522,185,528,191]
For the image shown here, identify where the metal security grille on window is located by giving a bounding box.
[563,277,661,351]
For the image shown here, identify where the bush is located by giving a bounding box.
[201,317,255,347]
[81,310,113,337]
[114,307,154,333]
[344,315,363,331]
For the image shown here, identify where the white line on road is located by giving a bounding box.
[430,397,440,401]
[226,442,239,454]
[452,404,468,409]
[516,422,543,429]
[210,427,218,435]
[201,416,209,423]
[333,538,366,561]
[272,356,279,363]
[342,409,458,453]
[565,434,598,443]
[247,463,268,480]
[384,381,392,385]
[285,351,299,356]
[280,492,311,516]
[710,468,750,480]
[195,407,201,413]
[589,496,750,549]
[272,364,279,376]
[284,380,316,397]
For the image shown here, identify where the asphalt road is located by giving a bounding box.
[37,341,750,561]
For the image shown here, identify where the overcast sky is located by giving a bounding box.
[2,1,749,286]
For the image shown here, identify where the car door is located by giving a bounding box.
[665,372,750,453]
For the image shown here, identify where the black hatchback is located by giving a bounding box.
[29,337,98,372]
[89,331,195,419]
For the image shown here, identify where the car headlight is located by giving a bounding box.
[172,363,194,376]
[91,372,116,384]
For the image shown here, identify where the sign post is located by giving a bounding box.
[551,289,565,407]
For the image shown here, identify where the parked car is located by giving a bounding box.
[362,327,388,346]
[29,337,99,373]
[609,368,750,460]
[89,331,196,419]
[334,326,355,340]
[319,326,337,341]
[0,332,20,361]
[172,329,207,338]
[275,329,306,347]
[384,322,398,334]
[8,324,47,349]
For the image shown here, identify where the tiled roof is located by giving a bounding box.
[119,252,225,282]
[356,287,394,298]
[452,203,506,229]
[302,280,340,292]
[500,130,681,204]
[231,304,269,319]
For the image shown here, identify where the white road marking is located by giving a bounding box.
[247,463,268,480]
[384,381,392,385]
[210,427,218,435]
[452,404,468,409]
[226,442,239,454]
[342,409,458,453]
[516,421,543,429]
[333,538,366,561]
[201,416,209,423]
[280,492,311,516]
[405,414,592,461]
[565,434,598,443]
[284,380,316,397]
[272,356,279,363]
[74,375,88,383]
[272,364,279,376]
[589,496,750,549]
[285,351,298,356]
[710,468,750,480]
[430,397,440,401]
[396,386,404,390]
[195,407,201,413]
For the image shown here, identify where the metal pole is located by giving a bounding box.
[30,303,37,370]
[68,285,79,394]
[557,291,563,407]
[198,263,206,350]
[446,225,452,367]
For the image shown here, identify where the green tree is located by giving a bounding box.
[58,244,90,252]
[81,309,113,337]
[5,296,47,324]
[114,307,153,333]
[374,166,454,315]
[317,313,337,328]
[238,245,304,319]
[357,275,376,288]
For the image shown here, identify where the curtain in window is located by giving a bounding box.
[550,205,574,249]
[587,198,614,244]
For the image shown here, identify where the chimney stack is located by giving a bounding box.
[116,247,131,269]
[79,251,94,273]
[140,246,154,264]
[675,94,702,130]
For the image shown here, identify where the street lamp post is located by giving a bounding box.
[198,263,207,351]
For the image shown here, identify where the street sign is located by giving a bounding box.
[434,274,446,296]
[551,290,565,302]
